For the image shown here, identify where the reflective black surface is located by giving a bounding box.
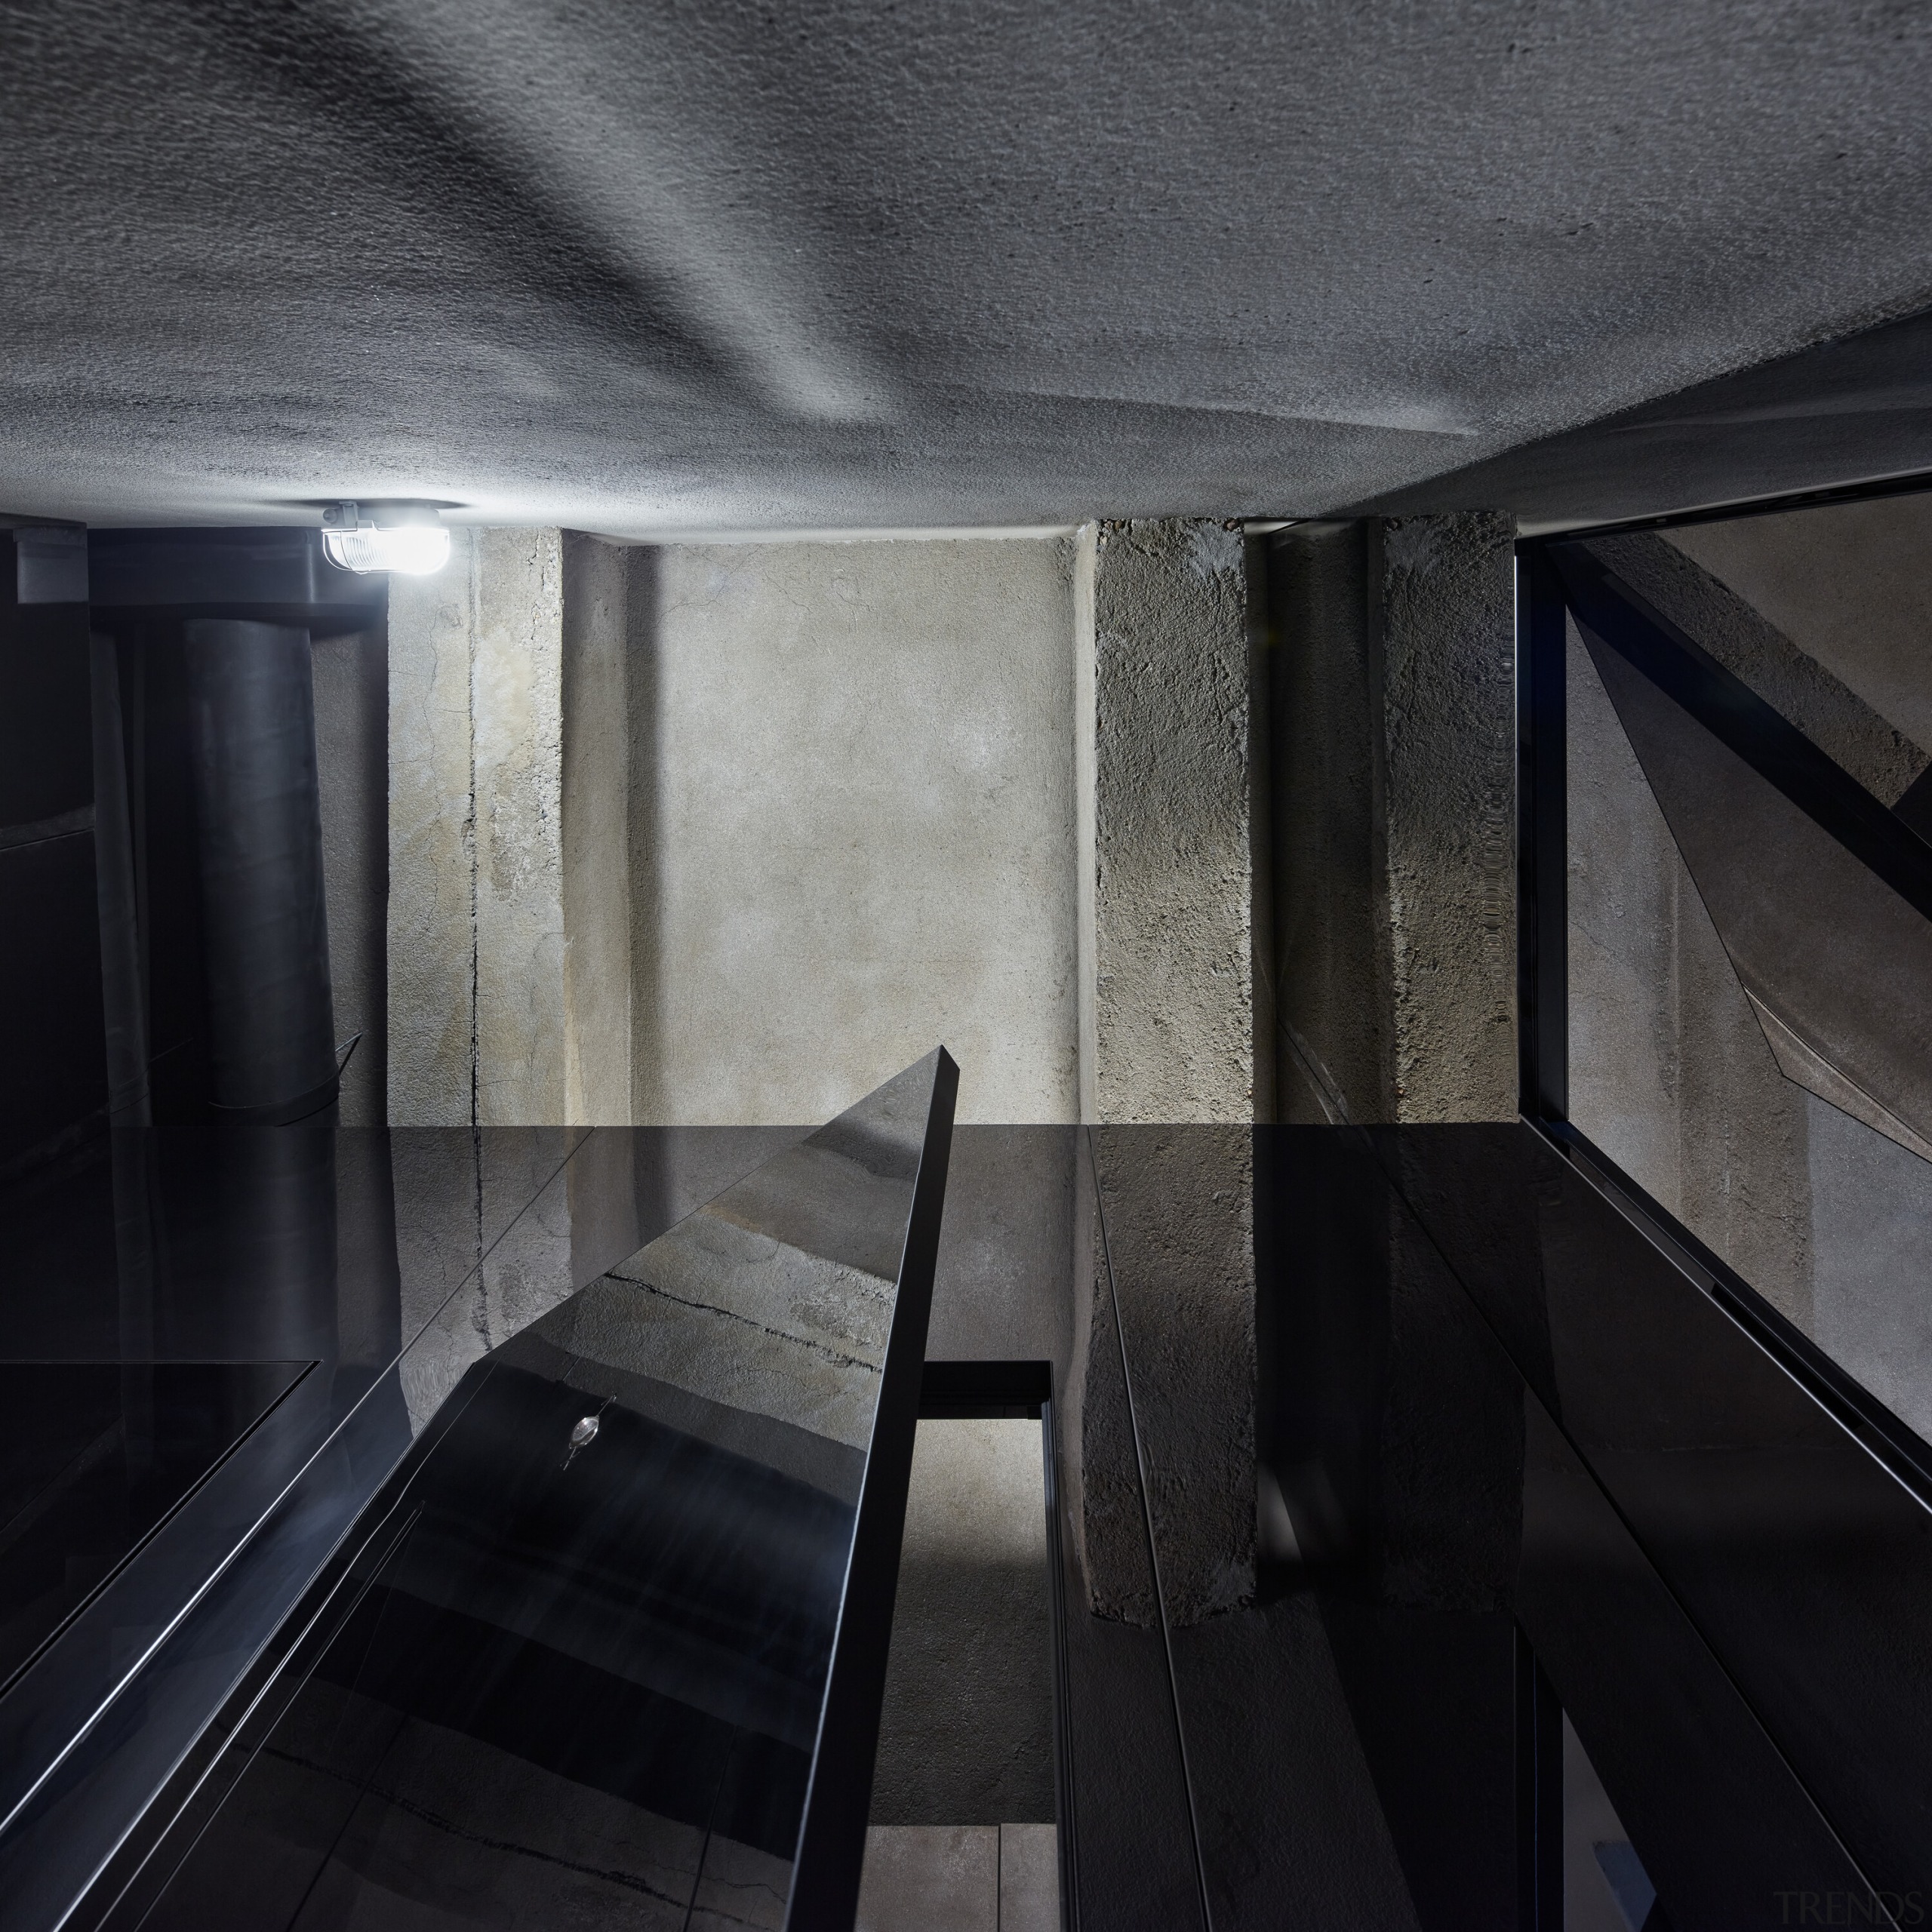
[97,1051,955,1932]
[1082,1118,1932,1930]
[8,1115,1931,1929]
[0,1361,309,1694]
[0,1124,817,1932]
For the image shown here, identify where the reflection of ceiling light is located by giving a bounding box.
[321,502,451,575]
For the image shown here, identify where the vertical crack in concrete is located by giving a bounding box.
[466,533,481,1131]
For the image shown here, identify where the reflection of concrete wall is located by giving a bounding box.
[1091,1125,1256,1625]
[1589,531,1924,802]
[1660,497,1932,761]
[1565,619,1813,1327]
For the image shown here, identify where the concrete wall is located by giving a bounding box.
[870,1418,1055,1826]
[1568,517,1932,1423]
[561,534,633,1124]
[1592,530,1924,803]
[387,521,1293,1131]
[388,529,618,1125]
[632,538,1081,1126]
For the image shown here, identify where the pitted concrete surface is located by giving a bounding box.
[9,4,1932,529]
[1379,514,1517,1122]
[1090,520,1260,1125]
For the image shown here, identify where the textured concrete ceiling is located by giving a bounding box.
[6,1,1932,534]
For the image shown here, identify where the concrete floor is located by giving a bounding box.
[870,1418,1057,1828]
[854,1824,1059,1932]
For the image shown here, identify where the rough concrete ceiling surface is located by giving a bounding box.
[5,1,1932,533]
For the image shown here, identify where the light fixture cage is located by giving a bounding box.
[321,502,451,576]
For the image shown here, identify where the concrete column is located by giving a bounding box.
[561,534,634,1124]
[1377,513,1517,1121]
[472,529,566,1124]
[387,536,479,1125]
[1270,512,1516,1124]
[1074,518,1267,1626]
[388,528,628,1125]
[1083,517,1266,1126]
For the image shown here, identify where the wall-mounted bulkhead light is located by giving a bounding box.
[321,501,451,575]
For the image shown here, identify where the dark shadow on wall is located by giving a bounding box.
[312,626,389,1125]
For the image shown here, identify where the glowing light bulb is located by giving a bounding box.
[321,503,451,575]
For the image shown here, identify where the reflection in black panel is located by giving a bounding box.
[144,1355,856,1930]
[0,1361,310,1691]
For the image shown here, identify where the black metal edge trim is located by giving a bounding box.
[1531,463,1932,547]
[84,1501,423,1932]
[786,1048,960,1932]
[1513,1631,1563,1932]
[1038,1383,1081,1932]
[1084,1127,1215,1932]
[63,1361,500,1932]
[1355,1121,1892,1912]
[919,1358,1051,1418]
[1546,542,1932,921]
[1534,1116,1932,1518]
[1515,546,1568,1124]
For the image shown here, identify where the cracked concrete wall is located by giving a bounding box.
[389,537,480,1125]
[389,528,623,1125]
[1269,512,1515,1125]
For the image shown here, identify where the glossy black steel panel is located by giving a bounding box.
[1381,1123,1932,1911]
[0,1126,828,1932]
[140,1355,851,1930]
[1244,1126,1521,1932]
[0,1361,309,1693]
[1084,1125,1894,1928]
[82,1054,956,1932]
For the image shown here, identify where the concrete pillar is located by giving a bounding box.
[388,528,627,1125]
[1082,518,1266,1125]
[1075,518,1268,1626]
[387,537,480,1125]
[472,530,567,1123]
[561,534,634,1124]
[1269,511,1516,1124]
